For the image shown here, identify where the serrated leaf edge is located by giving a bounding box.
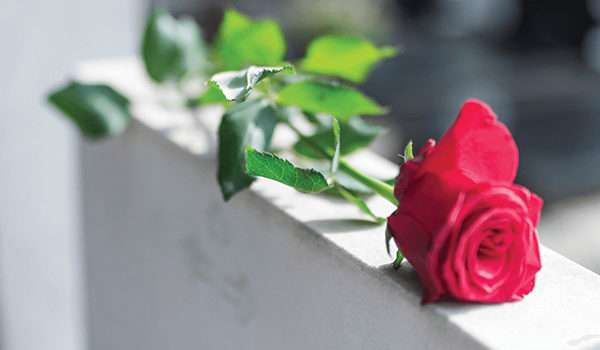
[244,146,331,192]
[208,64,294,102]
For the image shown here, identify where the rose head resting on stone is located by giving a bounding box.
[388,99,543,304]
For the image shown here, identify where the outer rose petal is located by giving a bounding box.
[389,173,469,303]
[388,213,447,303]
[421,99,519,185]
[498,183,544,227]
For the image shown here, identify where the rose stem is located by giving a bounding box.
[337,160,397,205]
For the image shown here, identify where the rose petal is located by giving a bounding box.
[400,172,473,235]
[388,212,447,303]
[421,99,519,185]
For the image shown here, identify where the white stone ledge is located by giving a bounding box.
[76,57,600,350]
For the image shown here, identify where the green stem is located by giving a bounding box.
[333,180,386,223]
[338,160,397,206]
[273,107,398,206]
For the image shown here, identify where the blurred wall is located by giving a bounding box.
[0,1,142,349]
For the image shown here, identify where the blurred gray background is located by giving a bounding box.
[0,1,142,349]
[2,0,600,349]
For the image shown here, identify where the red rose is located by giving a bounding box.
[388,99,543,303]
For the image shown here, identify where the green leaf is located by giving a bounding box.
[189,84,230,107]
[218,99,278,200]
[245,147,331,193]
[294,116,384,159]
[47,81,130,138]
[141,8,208,83]
[216,9,286,70]
[217,8,252,39]
[300,35,397,83]
[403,140,414,162]
[335,184,385,223]
[278,81,386,120]
[303,111,331,127]
[208,65,293,102]
[330,119,340,175]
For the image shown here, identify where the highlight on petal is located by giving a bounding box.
[422,99,519,185]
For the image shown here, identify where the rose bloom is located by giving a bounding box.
[388,99,543,304]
